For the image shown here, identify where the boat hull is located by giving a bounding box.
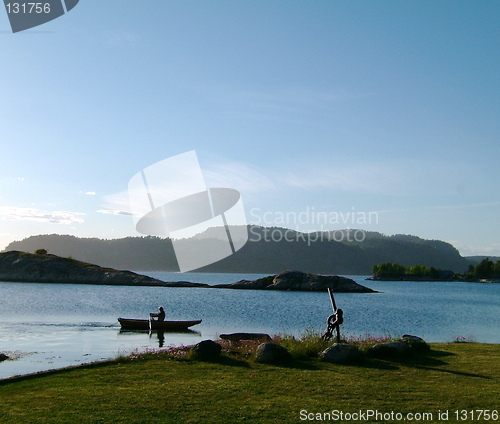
[118,318,202,331]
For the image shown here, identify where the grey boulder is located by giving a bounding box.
[255,343,291,364]
[320,343,361,363]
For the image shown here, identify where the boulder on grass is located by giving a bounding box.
[255,343,290,364]
[320,343,361,364]
[402,334,430,353]
[192,340,222,361]
[369,341,411,359]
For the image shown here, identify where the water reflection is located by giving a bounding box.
[157,330,165,347]
[118,328,201,348]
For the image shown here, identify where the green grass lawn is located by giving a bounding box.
[0,343,499,423]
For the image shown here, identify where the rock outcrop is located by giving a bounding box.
[214,270,376,292]
[0,251,208,287]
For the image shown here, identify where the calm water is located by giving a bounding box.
[0,272,499,379]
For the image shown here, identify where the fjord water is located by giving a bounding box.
[0,273,499,379]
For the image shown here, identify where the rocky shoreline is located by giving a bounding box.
[0,251,375,293]
[0,251,207,288]
[215,270,376,292]
[367,275,500,283]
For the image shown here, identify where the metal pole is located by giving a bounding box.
[328,288,337,313]
[327,288,341,343]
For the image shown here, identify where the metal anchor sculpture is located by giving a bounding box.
[321,288,344,343]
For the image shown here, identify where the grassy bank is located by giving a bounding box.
[0,342,499,423]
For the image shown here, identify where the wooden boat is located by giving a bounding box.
[118,317,202,331]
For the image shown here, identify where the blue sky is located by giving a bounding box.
[0,1,499,256]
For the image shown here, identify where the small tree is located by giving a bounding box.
[372,262,406,277]
[34,248,48,255]
[494,261,500,276]
[406,264,427,276]
[428,266,441,279]
[474,258,494,278]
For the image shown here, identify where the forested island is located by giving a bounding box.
[369,258,500,282]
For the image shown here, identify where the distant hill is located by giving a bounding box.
[3,226,471,274]
[465,255,500,265]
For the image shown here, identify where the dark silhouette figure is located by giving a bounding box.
[150,306,165,322]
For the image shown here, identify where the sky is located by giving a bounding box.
[0,0,499,257]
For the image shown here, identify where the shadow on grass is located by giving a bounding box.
[206,355,252,368]
[378,349,453,368]
[0,357,121,386]
[196,347,493,379]
[307,348,455,372]
[266,359,321,370]
[411,349,491,379]
[258,357,399,371]
[367,348,491,379]
[346,358,399,370]
[413,365,491,379]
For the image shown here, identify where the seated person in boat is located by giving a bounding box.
[150,306,165,322]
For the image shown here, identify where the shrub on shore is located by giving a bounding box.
[122,331,410,364]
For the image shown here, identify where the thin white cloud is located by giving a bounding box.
[276,164,396,194]
[273,158,488,197]
[99,191,133,216]
[203,158,410,196]
[100,157,486,223]
[97,209,132,216]
[202,160,276,193]
[184,157,458,198]
[86,191,96,195]
[0,206,85,225]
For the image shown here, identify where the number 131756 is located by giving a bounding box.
[5,3,51,14]
[454,410,499,421]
